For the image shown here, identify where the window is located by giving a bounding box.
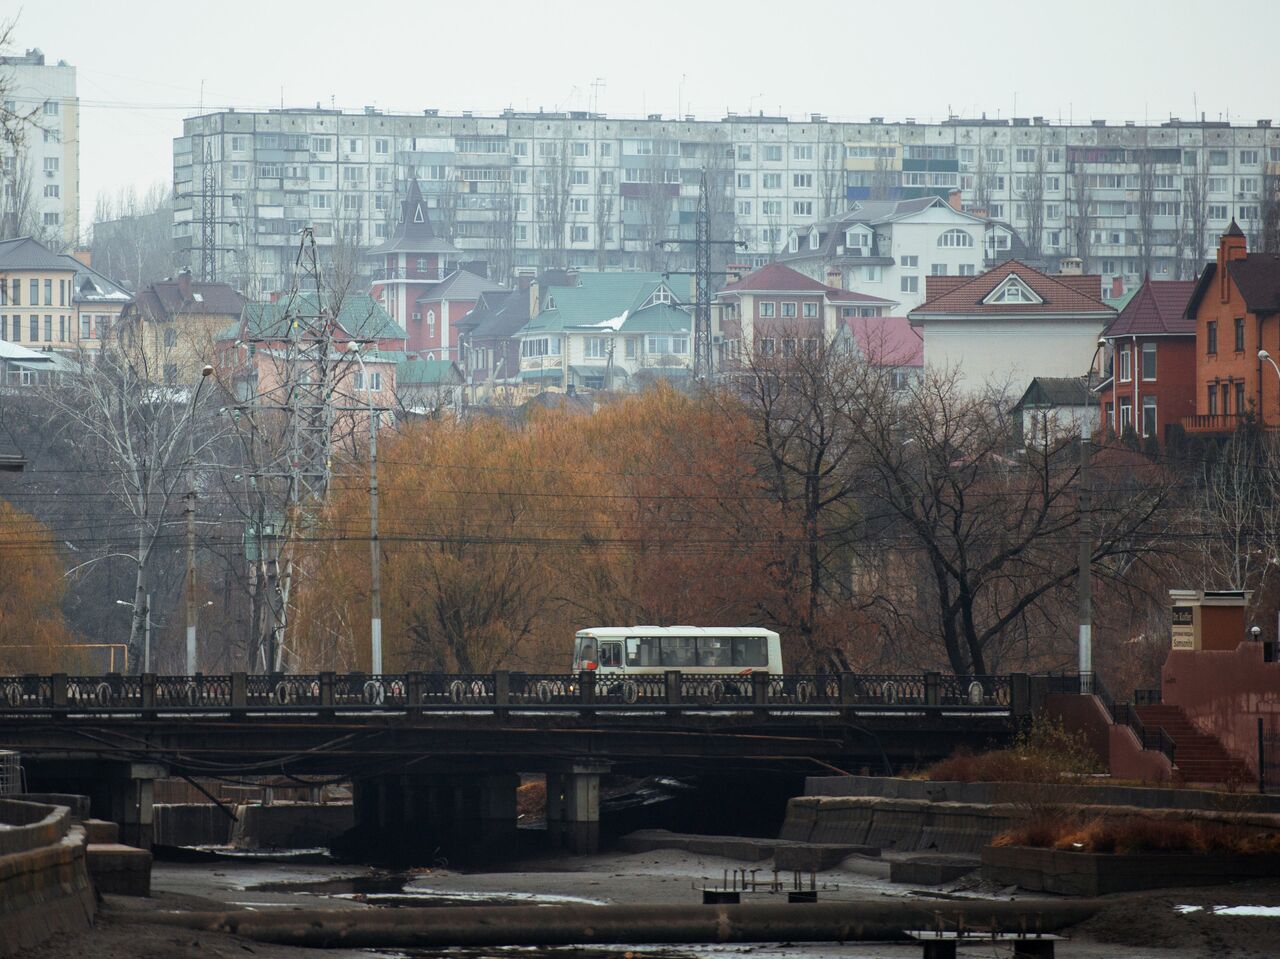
[1239,178,1259,194]
[761,199,782,216]
[1235,317,1245,352]
[762,145,782,162]
[931,263,947,275]
[571,169,590,185]
[29,315,37,340]
[624,337,636,359]
[781,302,797,318]
[10,280,17,306]
[43,316,51,340]
[782,338,797,357]
[959,263,976,276]
[792,173,813,188]
[759,301,776,318]
[863,265,882,282]
[1141,342,1157,380]
[901,276,919,293]
[1236,381,1246,415]
[1206,320,1217,355]
[1208,177,1228,193]
[43,184,60,198]
[374,138,389,155]
[345,138,363,154]
[572,141,590,157]
[44,157,59,174]
[311,136,333,153]
[1240,149,1260,165]
[900,255,918,268]
[521,336,561,358]
[1118,346,1132,382]
[43,99,59,116]
[43,212,59,226]
[938,229,973,248]
[312,194,331,209]
[570,197,590,213]
[762,173,782,189]
[584,337,609,359]
[353,370,381,391]
[737,200,752,216]
[792,144,813,161]
[646,334,688,355]
[29,280,37,305]
[570,225,590,243]
[792,200,813,216]
[802,301,818,318]
[1209,150,1229,166]
[759,337,775,357]
[1120,397,1134,430]
[985,147,1005,164]
[1209,204,1230,221]
[1046,203,1062,220]
[310,165,331,181]
[599,142,613,157]
[736,145,752,162]
[987,203,1004,219]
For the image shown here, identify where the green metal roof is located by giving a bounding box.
[617,303,691,335]
[238,293,407,342]
[396,358,461,386]
[520,272,691,335]
[519,368,564,382]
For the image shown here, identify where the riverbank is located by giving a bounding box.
[15,848,1280,958]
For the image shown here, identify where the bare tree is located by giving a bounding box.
[488,174,517,284]
[1134,143,1157,279]
[1193,427,1280,592]
[870,152,895,202]
[90,183,175,289]
[1069,165,1095,272]
[973,134,991,213]
[0,17,48,242]
[817,128,845,218]
[1019,146,1046,260]
[1259,164,1280,254]
[593,166,614,271]
[535,129,573,270]
[1182,150,1211,278]
[637,134,676,271]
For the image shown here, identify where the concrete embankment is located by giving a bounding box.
[0,798,96,955]
[143,899,1102,948]
[153,802,353,849]
[783,795,1280,856]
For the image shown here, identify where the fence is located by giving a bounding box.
[1260,723,1280,794]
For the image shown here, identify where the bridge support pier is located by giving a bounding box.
[546,761,609,855]
[22,759,166,849]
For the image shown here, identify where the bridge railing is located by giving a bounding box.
[0,670,1024,713]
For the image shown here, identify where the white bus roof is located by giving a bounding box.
[575,626,778,638]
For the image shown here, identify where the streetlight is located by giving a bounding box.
[117,597,151,673]
[348,342,383,675]
[185,364,215,676]
[1078,337,1107,693]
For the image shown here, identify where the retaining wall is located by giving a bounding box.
[231,803,353,849]
[154,803,234,847]
[0,799,95,955]
[804,774,1280,813]
[784,795,1280,857]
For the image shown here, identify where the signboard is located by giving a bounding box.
[1171,605,1195,650]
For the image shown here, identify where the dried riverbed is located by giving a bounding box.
[16,848,1280,958]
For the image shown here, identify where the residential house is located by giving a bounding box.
[845,314,923,390]
[716,261,894,363]
[408,268,507,359]
[0,337,76,389]
[1183,222,1280,433]
[514,271,694,392]
[367,179,460,330]
[0,236,80,349]
[778,194,992,310]
[1099,277,1197,440]
[62,252,132,349]
[455,286,530,403]
[396,357,466,415]
[121,269,245,383]
[1013,376,1100,445]
[217,292,407,437]
[908,260,1115,396]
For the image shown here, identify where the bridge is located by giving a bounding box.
[0,670,1032,857]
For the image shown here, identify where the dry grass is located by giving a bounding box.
[993,813,1280,855]
[517,778,546,819]
[927,717,1103,784]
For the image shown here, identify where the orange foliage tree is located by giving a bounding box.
[0,500,81,672]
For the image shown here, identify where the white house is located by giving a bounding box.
[908,261,1116,397]
[778,195,1002,310]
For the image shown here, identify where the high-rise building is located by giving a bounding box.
[0,49,79,247]
[173,108,1280,295]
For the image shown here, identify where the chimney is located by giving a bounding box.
[72,248,92,268]
[1217,220,1248,302]
[177,268,193,302]
[947,188,963,212]
[1058,257,1084,276]
[825,268,844,290]
[1110,275,1124,299]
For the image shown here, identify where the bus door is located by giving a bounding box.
[597,641,623,671]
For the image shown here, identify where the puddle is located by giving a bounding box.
[249,875,606,908]
[1175,905,1280,917]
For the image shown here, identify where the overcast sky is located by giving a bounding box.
[10,0,1279,231]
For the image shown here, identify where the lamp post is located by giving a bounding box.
[1078,338,1107,693]
[348,343,383,675]
[117,596,151,673]
[185,364,214,675]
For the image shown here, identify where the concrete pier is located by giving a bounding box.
[546,762,609,854]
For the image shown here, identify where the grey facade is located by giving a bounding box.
[174,108,1280,294]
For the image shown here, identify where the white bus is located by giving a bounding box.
[572,626,783,676]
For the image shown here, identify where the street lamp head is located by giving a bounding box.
[201,364,214,377]
[347,341,361,354]
[1260,349,1271,361]
[1097,338,1107,348]
[115,599,132,607]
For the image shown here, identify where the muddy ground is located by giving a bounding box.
[17,848,1280,958]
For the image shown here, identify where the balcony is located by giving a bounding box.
[379,267,446,282]
[1181,413,1246,434]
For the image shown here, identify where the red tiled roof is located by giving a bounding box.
[845,315,923,368]
[1228,255,1280,314]
[910,260,1113,316]
[720,262,832,294]
[137,280,246,319]
[828,288,895,304]
[1104,278,1197,338]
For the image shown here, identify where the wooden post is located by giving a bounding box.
[839,672,857,706]
[230,672,247,709]
[493,670,510,716]
[579,670,596,706]
[665,670,682,706]
[50,673,67,710]
[319,672,335,708]
[406,671,424,710]
[752,670,770,710]
[140,673,156,709]
[925,672,941,706]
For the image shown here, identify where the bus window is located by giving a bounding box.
[599,643,622,668]
[626,636,660,668]
[660,636,697,667]
[698,636,732,668]
[733,636,768,667]
[575,637,597,669]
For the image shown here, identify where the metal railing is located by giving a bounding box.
[1124,702,1176,764]
[0,670,1024,715]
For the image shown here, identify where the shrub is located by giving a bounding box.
[993,813,1280,855]
[926,717,1102,784]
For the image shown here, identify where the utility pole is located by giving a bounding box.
[185,364,214,675]
[348,343,383,675]
[1078,340,1105,693]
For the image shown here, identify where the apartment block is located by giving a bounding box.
[0,49,79,246]
[173,108,1280,295]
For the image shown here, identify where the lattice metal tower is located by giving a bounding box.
[199,142,219,282]
[693,168,713,380]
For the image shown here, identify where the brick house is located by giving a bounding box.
[367,179,459,330]
[1183,222,1280,433]
[1099,277,1197,440]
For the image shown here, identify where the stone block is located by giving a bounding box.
[889,855,980,885]
[86,843,152,897]
[82,820,118,844]
[773,843,879,871]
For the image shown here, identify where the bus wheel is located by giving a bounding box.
[536,680,553,704]
[448,680,466,704]
[621,680,639,704]
[709,680,724,703]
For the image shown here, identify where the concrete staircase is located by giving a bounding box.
[1135,704,1254,786]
